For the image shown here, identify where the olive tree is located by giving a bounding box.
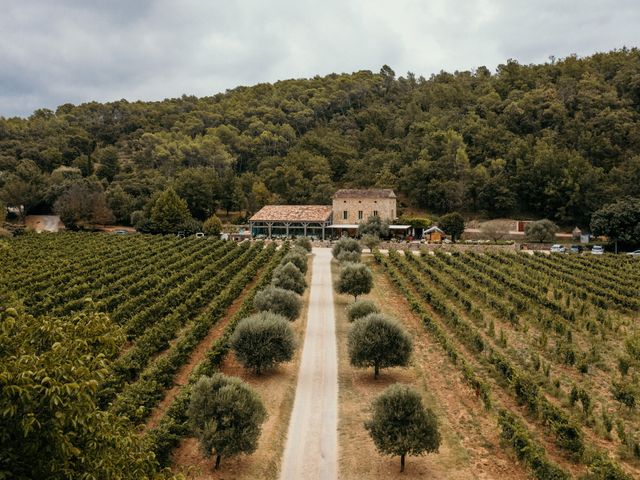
[525,219,558,243]
[294,236,312,252]
[253,286,302,320]
[346,299,379,322]
[271,261,306,294]
[281,248,308,274]
[480,220,512,243]
[365,384,441,472]
[336,262,373,300]
[358,215,389,238]
[230,312,295,374]
[348,313,412,378]
[361,234,381,251]
[337,249,361,264]
[188,374,267,469]
[332,237,361,259]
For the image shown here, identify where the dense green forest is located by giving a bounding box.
[1,48,640,228]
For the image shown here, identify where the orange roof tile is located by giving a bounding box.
[249,205,332,222]
[333,189,396,199]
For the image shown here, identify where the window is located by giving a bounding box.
[358,210,363,220]
[373,210,379,217]
[343,210,348,220]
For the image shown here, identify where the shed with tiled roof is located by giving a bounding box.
[249,205,332,239]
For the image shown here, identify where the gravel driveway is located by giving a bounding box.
[280,248,338,480]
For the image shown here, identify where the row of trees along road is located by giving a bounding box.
[333,238,442,472]
[3,49,640,229]
[187,238,311,470]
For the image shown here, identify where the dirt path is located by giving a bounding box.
[280,248,338,480]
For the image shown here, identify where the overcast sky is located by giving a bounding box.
[1,0,639,117]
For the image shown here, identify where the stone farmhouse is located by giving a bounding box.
[249,189,406,239]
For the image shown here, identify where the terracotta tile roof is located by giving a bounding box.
[333,189,396,199]
[249,205,333,222]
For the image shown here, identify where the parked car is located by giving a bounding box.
[550,244,566,253]
[626,249,640,257]
[591,245,604,255]
[570,245,583,253]
[195,232,205,238]
[113,229,128,235]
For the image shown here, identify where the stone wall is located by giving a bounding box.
[379,242,518,253]
[332,196,396,225]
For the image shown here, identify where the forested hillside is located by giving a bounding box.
[1,48,640,227]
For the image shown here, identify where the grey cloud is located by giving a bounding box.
[1,0,639,117]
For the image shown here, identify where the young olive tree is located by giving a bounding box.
[336,262,373,300]
[346,299,379,322]
[365,384,441,472]
[480,220,512,243]
[281,248,308,274]
[337,249,361,264]
[348,313,412,378]
[230,312,295,374]
[361,234,381,252]
[332,237,361,259]
[294,236,312,252]
[253,286,302,321]
[188,374,267,469]
[271,261,306,294]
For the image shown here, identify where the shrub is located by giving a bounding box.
[188,374,267,469]
[625,332,640,363]
[253,286,302,321]
[294,237,312,252]
[346,300,379,322]
[364,384,440,472]
[332,237,361,259]
[337,250,361,264]
[281,249,308,274]
[612,381,638,409]
[271,261,306,294]
[336,262,373,300]
[203,214,223,236]
[618,355,631,376]
[348,313,412,378]
[230,312,295,374]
